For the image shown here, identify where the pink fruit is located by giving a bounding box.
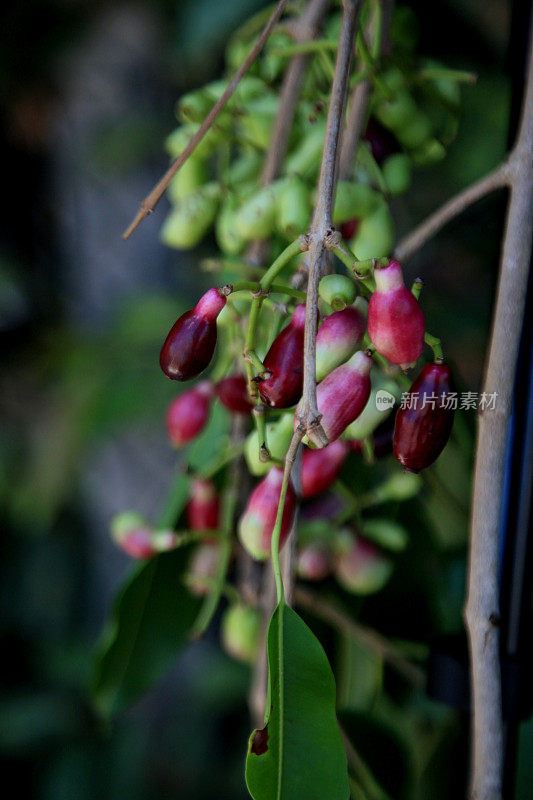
[298,350,372,444]
[111,512,176,559]
[186,478,220,532]
[315,304,367,381]
[216,374,253,414]
[160,287,227,380]
[186,542,220,596]
[297,544,332,581]
[367,260,425,367]
[166,381,213,447]
[238,467,296,560]
[335,534,393,595]
[258,304,307,409]
[301,440,349,498]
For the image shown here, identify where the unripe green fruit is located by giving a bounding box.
[395,111,432,149]
[160,183,221,250]
[165,125,222,160]
[319,274,357,310]
[262,33,292,82]
[276,176,311,239]
[244,413,294,476]
[360,518,408,552]
[375,88,417,131]
[226,38,260,74]
[221,604,262,664]
[216,196,246,256]
[238,95,279,150]
[375,471,422,502]
[350,200,394,259]
[235,180,285,241]
[332,181,380,224]
[344,375,400,440]
[176,90,212,124]
[382,153,412,196]
[227,151,263,186]
[412,138,447,165]
[285,121,327,178]
[168,157,208,203]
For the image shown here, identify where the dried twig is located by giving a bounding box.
[298,0,364,446]
[464,18,533,800]
[247,0,331,267]
[122,0,290,239]
[394,163,510,263]
[295,587,426,688]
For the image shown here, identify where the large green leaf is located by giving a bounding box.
[91,547,199,718]
[245,602,350,800]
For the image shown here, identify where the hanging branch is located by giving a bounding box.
[464,17,533,800]
[298,0,364,446]
[247,0,331,265]
[295,587,426,687]
[121,0,290,239]
[394,163,510,263]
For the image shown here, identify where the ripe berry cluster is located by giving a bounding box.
[111,1,465,664]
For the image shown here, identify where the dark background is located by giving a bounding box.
[1,1,531,798]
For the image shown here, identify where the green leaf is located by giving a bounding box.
[245,602,349,800]
[91,547,200,718]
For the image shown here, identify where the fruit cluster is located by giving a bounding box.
[111,2,465,664]
[160,7,462,261]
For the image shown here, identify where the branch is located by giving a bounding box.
[294,587,426,688]
[121,0,290,239]
[298,0,364,446]
[464,16,533,800]
[394,162,510,262]
[247,0,331,267]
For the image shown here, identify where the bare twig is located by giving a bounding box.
[464,18,533,800]
[122,0,290,239]
[295,587,426,688]
[339,0,392,181]
[247,0,331,267]
[298,0,364,446]
[394,163,510,263]
[338,80,371,180]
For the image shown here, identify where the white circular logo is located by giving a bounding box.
[375,390,396,411]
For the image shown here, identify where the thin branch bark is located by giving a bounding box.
[338,81,371,180]
[464,16,533,800]
[394,163,510,263]
[122,0,290,239]
[295,587,426,688]
[298,0,364,446]
[247,0,331,267]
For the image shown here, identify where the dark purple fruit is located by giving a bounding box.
[258,304,307,409]
[393,362,455,472]
[160,288,226,381]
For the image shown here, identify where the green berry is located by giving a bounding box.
[221,605,262,664]
[350,200,394,259]
[168,157,208,203]
[235,180,285,241]
[333,181,380,224]
[276,176,311,240]
[216,196,246,256]
[319,274,357,310]
[160,183,221,250]
[382,153,412,196]
[244,413,294,476]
